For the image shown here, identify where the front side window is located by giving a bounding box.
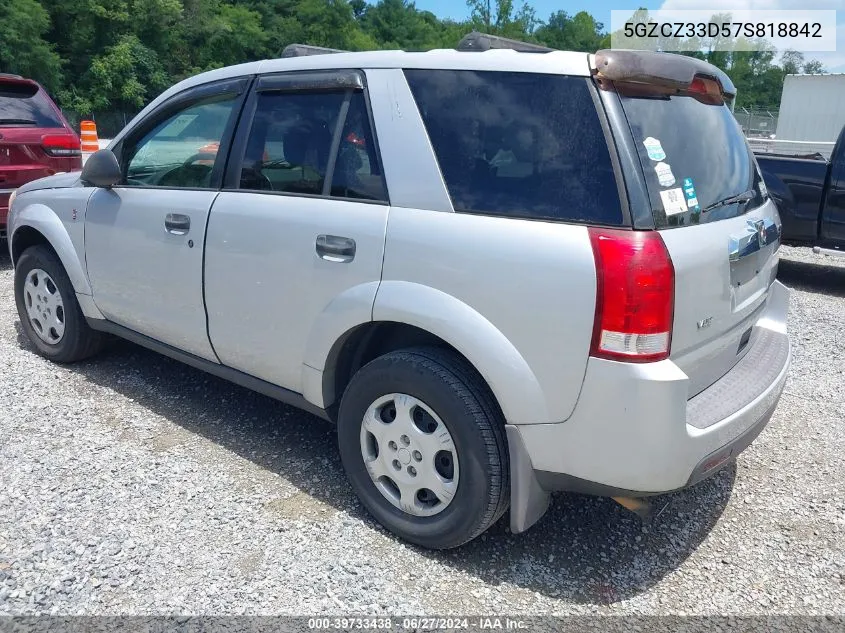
[124,93,239,188]
[238,89,386,201]
[404,70,623,225]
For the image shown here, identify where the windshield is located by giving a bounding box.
[0,82,63,127]
[619,91,766,228]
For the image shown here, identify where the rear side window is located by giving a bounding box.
[404,70,623,225]
[0,82,63,128]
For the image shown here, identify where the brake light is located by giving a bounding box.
[687,75,723,105]
[588,228,675,363]
[41,134,82,157]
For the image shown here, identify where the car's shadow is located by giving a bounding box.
[778,256,845,298]
[11,322,733,605]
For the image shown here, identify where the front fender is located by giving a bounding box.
[372,281,548,425]
[10,201,91,296]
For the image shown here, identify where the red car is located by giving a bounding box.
[0,74,82,238]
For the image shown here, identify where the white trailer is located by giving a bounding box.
[773,73,845,154]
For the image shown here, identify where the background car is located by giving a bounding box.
[0,74,82,239]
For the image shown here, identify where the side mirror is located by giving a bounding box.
[81,149,121,188]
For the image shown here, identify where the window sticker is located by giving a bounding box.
[643,137,666,161]
[683,177,702,212]
[660,187,687,216]
[655,162,676,187]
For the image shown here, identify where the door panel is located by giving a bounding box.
[84,82,246,361]
[204,78,389,393]
[821,145,845,245]
[85,188,219,360]
[204,193,388,391]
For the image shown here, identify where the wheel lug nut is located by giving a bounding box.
[412,450,422,462]
[388,441,397,451]
[400,435,410,446]
[408,466,417,477]
[392,459,401,471]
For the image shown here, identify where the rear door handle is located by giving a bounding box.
[165,213,191,235]
[316,234,356,263]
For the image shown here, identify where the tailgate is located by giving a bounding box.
[660,201,780,396]
[616,82,781,397]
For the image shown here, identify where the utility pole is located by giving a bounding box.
[487,0,491,29]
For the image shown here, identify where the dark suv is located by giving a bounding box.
[0,74,82,238]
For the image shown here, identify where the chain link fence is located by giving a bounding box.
[734,108,778,139]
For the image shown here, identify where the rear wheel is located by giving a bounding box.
[15,245,105,363]
[338,347,509,549]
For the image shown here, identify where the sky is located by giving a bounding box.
[410,0,845,72]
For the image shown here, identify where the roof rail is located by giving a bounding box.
[281,44,348,58]
[0,73,24,80]
[457,32,554,53]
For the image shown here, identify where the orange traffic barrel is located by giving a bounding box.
[80,120,99,152]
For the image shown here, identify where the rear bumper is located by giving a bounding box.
[508,280,791,531]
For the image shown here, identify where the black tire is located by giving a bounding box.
[338,347,510,549]
[14,245,105,363]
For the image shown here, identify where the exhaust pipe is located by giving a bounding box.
[612,496,669,522]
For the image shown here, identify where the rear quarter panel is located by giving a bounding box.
[377,208,597,425]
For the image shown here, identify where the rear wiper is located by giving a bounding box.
[0,118,37,125]
[701,189,755,213]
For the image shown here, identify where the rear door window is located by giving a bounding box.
[238,89,386,202]
[404,70,623,225]
[619,92,767,228]
[0,82,63,128]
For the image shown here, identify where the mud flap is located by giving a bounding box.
[505,425,551,533]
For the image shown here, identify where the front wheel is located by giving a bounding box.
[14,245,105,363]
[337,347,509,549]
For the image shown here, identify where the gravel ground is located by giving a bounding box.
[0,244,843,616]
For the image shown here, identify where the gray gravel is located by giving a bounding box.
[0,244,843,616]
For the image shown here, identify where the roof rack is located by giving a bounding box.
[281,44,348,58]
[457,32,554,53]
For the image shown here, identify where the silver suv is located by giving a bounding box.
[7,36,791,549]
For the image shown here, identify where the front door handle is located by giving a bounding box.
[165,213,191,235]
[316,234,356,263]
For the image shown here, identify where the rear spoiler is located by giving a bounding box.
[593,49,736,98]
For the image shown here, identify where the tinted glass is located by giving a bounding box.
[239,90,386,201]
[125,94,238,188]
[0,82,63,128]
[620,93,767,228]
[404,70,623,224]
[331,92,386,201]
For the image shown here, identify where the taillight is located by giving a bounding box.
[588,228,675,363]
[41,134,82,157]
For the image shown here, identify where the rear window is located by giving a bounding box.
[404,70,623,225]
[0,82,64,128]
[619,92,767,228]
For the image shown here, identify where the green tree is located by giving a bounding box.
[535,10,603,52]
[0,0,62,90]
[62,34,168,113]
[359,0,445,50]
[466,0,538,38]
[803,59,826,75]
